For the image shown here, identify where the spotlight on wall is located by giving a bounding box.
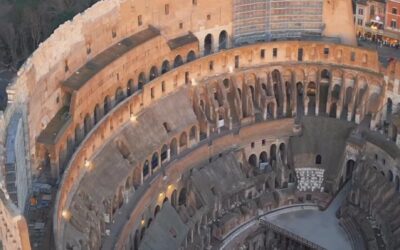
[130,114,137,122]
[191,78,197,86]
[62,210,72,221]
[228,66,234,73]
[84,159,91,169]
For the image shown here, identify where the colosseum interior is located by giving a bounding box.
[0,0,399,249]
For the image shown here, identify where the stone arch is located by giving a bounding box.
[346,160,355,179]
[316,155,322,164]
[321,69,331,81]
[143,160,150,178]
[248,154,257,168]
[204,34,213,55]
[272,69,284,116]
[104,96,112,115]
[296,82,304,116]
[279,143,286,163]
[259,151,268,163]
[170,138,178,157]
[84,114,92,135]
[161,144,168,162]
[218,30,228,50]
[307,82,316,116]
[138,72,146,90]
[178,188,187,206]
[161,60,170,74]
[115,87,125,104]
[127,79,135,96]
[179,132,187,148]
[149,66,158,81]
[173,55,183,68]
[154,205,160,217]
[171,189,177,207]
[189,126,197,141]
[270,144,277,164]
[388,170,394,182]
[94,104,101,125]
[187,50,196,62]
[341,86,353,120]
[151,152,159,170]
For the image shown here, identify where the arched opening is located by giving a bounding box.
[134,230,139,250]
[321,69,330,81]
[259,151,268,164]
[286,81,292,116]
[331,84,341,101]
[154,205,160,217]
[179,132,187,148]
[143,160,149,178]
[170,138,178,157]
[341,87,353,120]
[94,104,101,124]
[127,79,134,96]
[270,144,277,164]
[173,55,183,68]
[115,87,125,104]
[187,51,196,62]
[138,72,146,90]
[387,98,393,121]
[84,114,92,135]
[163,197,169,205]
[161,60,170,74]
[279,143,285,163]
[346,160,355,179]
[218,30,228,50]
[189,126,197,141]
[307,82,316,116]
[140,227,146,240]
[147,218,153,228]
[395,176,400,192]
[316,155,322,164]
[161,144,168,162]
[151,152,159,170]
[388,170,394,182]
[104,96,112,115]
[296,82,304,116]
[149,66,158,81]
[329,102,337,118]
[272,70,283,116]
[178,188,187,206]
[171,190,177,207]
[223,79,230,89]
[248,154,257,168]
[267,102,274,119]
[204,34,213,55]
[74,125,82,147]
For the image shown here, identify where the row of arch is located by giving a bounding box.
[248,143,287,169]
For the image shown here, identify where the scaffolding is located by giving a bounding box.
[233,0,324,44]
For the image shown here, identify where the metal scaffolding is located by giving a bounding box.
[233,0,324,44]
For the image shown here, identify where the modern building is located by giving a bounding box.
[0,0,399,250]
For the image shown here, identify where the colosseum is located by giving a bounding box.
[0,0,399,249]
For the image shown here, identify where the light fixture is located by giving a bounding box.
[62,210,72,221]
[130,114,137,122]
[228,66,234,73]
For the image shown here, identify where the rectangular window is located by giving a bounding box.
[273,48,278,58]
[324,48,330,55]
[235,56,240,68]
[393,8,398,15]
[161,81,166,92]
[391,20,397,29]
[350,52,356,61]
[138,15,143,26]
[297,48,303,61]
[260,49,265,59]
[165,4,170,15]
[357,19,363,26]
[179,22,183,29]
[192,0,197,5]
[358,8,364,15]
[209,61,214,71]
[185,72,190,84]
[151,87,154,99]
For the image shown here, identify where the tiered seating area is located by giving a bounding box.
[295,168,325,192]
